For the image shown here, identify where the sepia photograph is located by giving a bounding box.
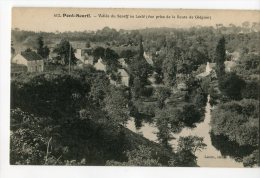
[10,7,259,168]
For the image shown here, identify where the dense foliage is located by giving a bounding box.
[11,22,259,167]
[10,69,174,166]
[215,36,226,78]
[211,99,259,167]
[219,72,246,100]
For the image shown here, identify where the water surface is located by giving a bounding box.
[126,95,243,167]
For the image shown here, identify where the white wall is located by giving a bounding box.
[94,59,106,71]
[27,60,44,72]
[12,54,28,66]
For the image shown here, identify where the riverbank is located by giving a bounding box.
[127,95,244,167]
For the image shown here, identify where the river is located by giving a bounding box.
[126,95,243,167]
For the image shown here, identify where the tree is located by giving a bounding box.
[11,72,88,118]
[89,72,110,105]
[169,136,206,167]
[155,86,171,109]
[193,92,207,109]
[120,49,136,59]
[215,36,226,78]
[129,58,152,84]
[162,58,177,87]
[104,48,120,73]
[106,145,162,166]
[177,136,207,153]
[36,36,50,59]
[211,99,259,147]
[129,46,153,98]
[25,48,33,52]
[187,48,208,71]
[93,46,105,61]
[169,149,197,167]
[53,39,77,65]
[10,108,58,165]
[162,50,177,86]
[156,116,172,150]
[211,99,259,167]
[219,72,246,100]
[103,87,129,126]
[241,81,259,99]
[131,77,143,98]
[181,104,201,127]
[138,35,144,59]
[243,150,259,167]
[154,107,184,149]
[128,35,152,90]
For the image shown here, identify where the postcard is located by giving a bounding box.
[10,7,259,168]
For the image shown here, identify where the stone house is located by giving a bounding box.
[118,69,130,87]
[12,51,44,72]
[94,58,106,71]
[74,48,94,65]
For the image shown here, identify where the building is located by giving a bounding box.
[118,58,128,68]
[12,51,44,72]
[196,62,216,79]
[110,69,130,87]
[74,48,94,65]
[143,52,153,65]
[94,58,106,71]
[118,69,130,87]
[225,61,237,72]
[74,48,82,60]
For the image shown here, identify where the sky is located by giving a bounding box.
[12,8,260,32]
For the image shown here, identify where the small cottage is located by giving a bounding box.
[144,52,153,65]
[12,51,44,72]
[118,69,130,87]
[94,58,106,71]
[75,48,94,65]
[118,58,128,68]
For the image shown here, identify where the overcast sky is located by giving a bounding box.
[12,8,260,32]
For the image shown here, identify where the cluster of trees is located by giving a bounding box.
[11,61,208,167]
[92,46,121,75]
[154,103,203,150]
[106,145,162,166]
[12,22,260,52]
[106,135,207,167]
[214,35,259,100]
[11,21,260,167]
[36,36,50,59]
[9,68,124,164]
[169,136,206,167]
[53,39,78,65]
[211,99,259,167]
[210,35,259,167]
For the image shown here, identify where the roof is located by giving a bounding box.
[143,52,153,65]
[118,69,129,77]
[118,58,128,67]
[96,58,105,65]
[118,58,125,63]
[209,63,216,68]
[21,51,43,61]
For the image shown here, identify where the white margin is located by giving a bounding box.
[0,1,260,178]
